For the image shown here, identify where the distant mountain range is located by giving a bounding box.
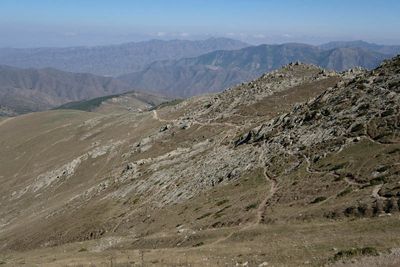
[119,43,390,97]
[0,38,249,76]
[319,40,400,55]
[0,39,399,114]
[0,65,131,115]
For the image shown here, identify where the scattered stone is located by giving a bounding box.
[159,125,169,132]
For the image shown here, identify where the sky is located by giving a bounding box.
[0,0,399,47]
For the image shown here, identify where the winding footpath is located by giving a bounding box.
[159,106,279,246]
[302,149,385,202]
[210,143,278,245]
[153,109,275,229]
[255,145,278,224]
[372,184,385,200]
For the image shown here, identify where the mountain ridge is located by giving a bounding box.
[0,38,249,76]
[0,65,132,114]
[119,43,390,97]
[320,40,400,55]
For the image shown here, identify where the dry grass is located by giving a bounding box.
[1,215,400,266]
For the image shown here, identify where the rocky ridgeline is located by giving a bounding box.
[234,55,400,218]
[235,56,400,150]
[168,62,338,125]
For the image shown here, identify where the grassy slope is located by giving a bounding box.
[2,216,400,266]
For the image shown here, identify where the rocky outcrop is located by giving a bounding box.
[236,56,400,149]
[233,56,400,221]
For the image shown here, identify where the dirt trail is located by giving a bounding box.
[152,110,169,123]
[255,171,277,224]
[304,151,384,197]
[303,154,340,178]
[210,143,278,245]
[372,184,385,200]
[303,150,387,204]
[255,145,277,224]
[304,155,320,175]
[151,110,276,245]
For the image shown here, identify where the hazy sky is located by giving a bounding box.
[1,0,399,47]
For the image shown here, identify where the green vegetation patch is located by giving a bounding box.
[196,212,212,220]
[245,203,258,211]
[370,176,388,185]
[151,99,183,110]
[193,241,204,247]
[216,199,229,206]
[311,196,327,204]
[337,187,352,197]
[55,94,122,111]
[328,162,347,171]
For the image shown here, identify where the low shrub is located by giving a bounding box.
[332,247,379,261]
[245,203,258,211]
[311,196,327,204]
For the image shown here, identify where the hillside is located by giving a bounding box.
[0,56,399,266]
[0,65,132,114]
[0,38,249,76]
[119,43,390,97]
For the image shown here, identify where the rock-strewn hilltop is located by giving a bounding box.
[0,56,399,266]
[236,56,400,220]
